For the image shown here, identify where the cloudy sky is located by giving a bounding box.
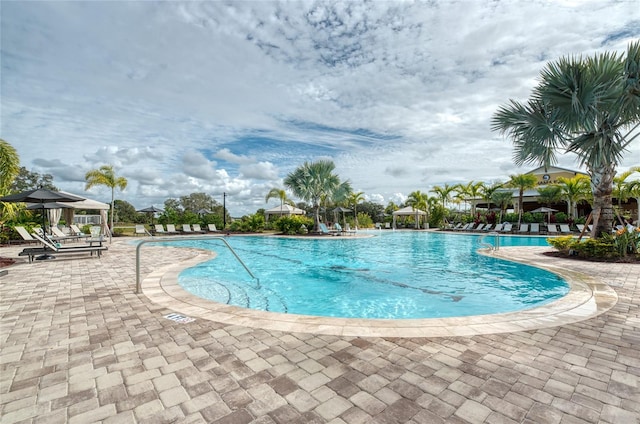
[2,1,639,215]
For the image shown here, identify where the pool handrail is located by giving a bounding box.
[135,235,258,294]
[478,231,500,251]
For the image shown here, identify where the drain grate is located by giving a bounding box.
[164,313,195,324]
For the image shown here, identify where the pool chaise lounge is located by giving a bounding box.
[19,233,108,263]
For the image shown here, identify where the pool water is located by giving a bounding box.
[174,232,568,319]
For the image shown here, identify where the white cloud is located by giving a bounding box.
[2,1,638,215]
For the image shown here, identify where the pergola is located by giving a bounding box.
[392,206,427,229]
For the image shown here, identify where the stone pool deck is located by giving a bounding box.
[0,239,638,423]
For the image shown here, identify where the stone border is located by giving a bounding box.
[140,245,618,338]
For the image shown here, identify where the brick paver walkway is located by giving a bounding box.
[0,239,638,423]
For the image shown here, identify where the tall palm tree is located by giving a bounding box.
[431,184,456,210]
[556,175,591,219]
[507,174,538,225]
[265,188,294,213]
[463,181,484,216]
[491,190,513,224]
[480,182,503,211]
[283,160,351,232]
[492,41,640,238]
[347,191,365,227]
[0,139,21,221]
[85,165,128,242]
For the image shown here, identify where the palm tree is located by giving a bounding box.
[463,181,484,216]
[0,139,21,222]
[85,165,128,242]
[492,41,640,238]
[283,160,351,232]
[507,174,538,225]
[431,184,456,210]
[347,191,365,228]
[536,185,563,208]
[614,166,640,223]
[480,182,503,211]
[265,188,294,213]
[491,190,513,224]
[556,175,591,219]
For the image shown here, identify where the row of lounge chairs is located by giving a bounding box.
[136,223,221,236]
[13,226,107,262]
[319,223,357,236]
[450,222,591,235]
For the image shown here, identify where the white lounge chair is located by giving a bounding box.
[182,224,193,234]
[135,225,150,236]
[165,224,179,234]
[154,224,166,234]
[517,224,529,233]
[547,224,559,234]
[500,223,513,233]
[14,226,38,245]
[530,223,540,234]
[207,224,220,233]
[492,223,503,232]
[192,224,206,234]
[559,224,572,234]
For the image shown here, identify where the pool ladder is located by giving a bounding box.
[478,231,500,251]
[135,235,259,293]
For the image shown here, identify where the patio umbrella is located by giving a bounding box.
[0,189,84,260]
[530,206,558,223]
[137,206,163,225]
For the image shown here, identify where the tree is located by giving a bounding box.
[265,188,294,211]
[179,192,217,213]
[0,139,21,222]
[480,182,503,211]
[113,199,138,223]
[10,167,58,192]
[492,41,640,238]
[507,174,538,225]
[431,184,456,210]
[347,191,365,227]
[283,160,352,232]
[614,166,640,223]
[536,185,563,207]
[457,181,484,216]
[85,165,128,242]
[491,190,514,224]
[556,175,591,219]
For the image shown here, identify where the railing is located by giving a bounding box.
[135,235,258,294]
[478,231,500,251]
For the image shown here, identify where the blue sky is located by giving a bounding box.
[2,1,639,215]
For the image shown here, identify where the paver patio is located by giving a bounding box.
[0,238,638,423]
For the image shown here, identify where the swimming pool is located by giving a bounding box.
[173,231,568,319]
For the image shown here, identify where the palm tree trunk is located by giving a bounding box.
[110,187,115,243]
[590,165,616,238]
[314,203,321,232]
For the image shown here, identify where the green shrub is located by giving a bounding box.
[229,213,265,233]
[554,212,568,223]
[273,215,314,235]
[570,238,616,259]
[547,235,574,253]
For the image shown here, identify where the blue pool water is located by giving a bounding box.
[173,232,568,319]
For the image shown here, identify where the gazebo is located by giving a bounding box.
[264,204,306,221]
[58,192,111,236]
[392,206,427,229]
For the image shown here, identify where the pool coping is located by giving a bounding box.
[140,243,618,338]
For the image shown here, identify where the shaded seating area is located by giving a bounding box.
[18,233,108,263]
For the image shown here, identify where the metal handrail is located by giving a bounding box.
[135,235,258,293]
[478,231,500,251]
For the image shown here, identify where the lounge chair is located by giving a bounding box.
[576,224,585,233]
[529,223,540,234]
[192,224,206,234]
[154,224,166,235]
[135,225,150,236]
[50,226,82,242]
[19,233,108,263]
[482,224,494,232]
[207,224,220,232]
[384,222,391,229]
[13,226,39,245]
[559,224,572,234]
[547,224,559,235]
[165,224,179,234]
[345,223,357,234]
[69,224,89,237]
[500,223,513,233]
[517,224,529,233]
[319,223,339,236]
[492,223,503,232]
[182,224,194,234]
[473,224,486,232]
